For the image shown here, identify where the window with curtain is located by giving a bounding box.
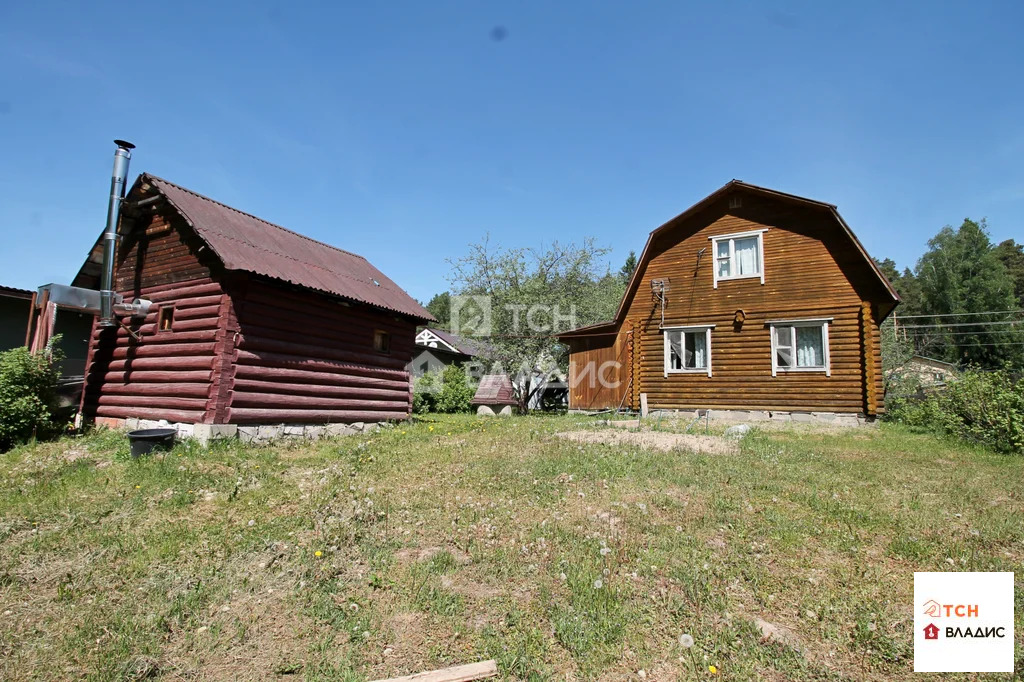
[712,231,764,286]
[664,327,713,376]
[771,322,830,375]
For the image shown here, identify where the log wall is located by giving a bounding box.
[225,277,418,424]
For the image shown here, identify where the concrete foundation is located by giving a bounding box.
[572,408,874,428]
[97,417,394,446]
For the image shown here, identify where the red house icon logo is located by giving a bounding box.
[924,623,940,640]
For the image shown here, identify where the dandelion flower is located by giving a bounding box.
[600,547,611,556]
[314,550,323,558]
[867,622,877,632]
[429,426,434,431]
[593,579,603,589]
[679,633,694,648]
[709,665,718,674]
[135,485,140,489]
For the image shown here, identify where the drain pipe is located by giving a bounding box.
[98,140,135,327]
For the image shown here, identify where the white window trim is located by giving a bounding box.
[709,229,767,288]
[767,318,832,377]
[662,325,714,378]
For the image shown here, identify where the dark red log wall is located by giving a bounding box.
[226,277,416,424]
[81,212,228,424]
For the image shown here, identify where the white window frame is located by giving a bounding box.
[709,229,767,288]
[766,317,832,377]
[662,325,714,378]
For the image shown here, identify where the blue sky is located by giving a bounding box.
[1,1,1022,303]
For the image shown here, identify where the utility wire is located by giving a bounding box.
[904,330,1024,338]
[893,309,1024,319]
[898,320,1023,330]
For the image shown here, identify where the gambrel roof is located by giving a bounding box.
[560,180,899,338]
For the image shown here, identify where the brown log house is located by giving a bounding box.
[558,181,900,420]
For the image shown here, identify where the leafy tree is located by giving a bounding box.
[447,235,623,410]
[912,219,1022,367]
[993,239,1024,306]
[424,291,451,329]
[619,250,638,283]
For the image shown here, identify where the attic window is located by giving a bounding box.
[710,229,767,288]
[158,306,174,332]
[729,196,743,209]
[374,329,391,354]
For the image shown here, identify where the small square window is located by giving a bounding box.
[158,306,174,331]
[373,329,390,354]
[711,230,765,288]
[663,326,713,377]
[770,321,831,376]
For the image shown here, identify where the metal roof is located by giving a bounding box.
[470,374,517,405]
[75,174,433,322]
[0,285,34,300]
[421,327,494,358]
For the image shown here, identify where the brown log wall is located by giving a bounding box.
[569,195,886,413]
[226,278,417,424]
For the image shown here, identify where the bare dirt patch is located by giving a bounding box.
[555,429,738,455]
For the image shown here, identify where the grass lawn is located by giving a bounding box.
[0,415,1021,681]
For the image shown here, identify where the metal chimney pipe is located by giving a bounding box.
[98,139,135,327]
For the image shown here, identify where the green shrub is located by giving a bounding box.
[937,370,1023,454]
[887,369,1023,454]
[435,364,477,414]
[0,340,65,451]
[413,365,477,415]
[412,371,439,414]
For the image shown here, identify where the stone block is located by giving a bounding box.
[324,423,357,438]
[194,424,238,446]
[790,412,814,423]
[769,411,791,422]
[304,426,324,440]
[476,405,495,416]
[723,424,752,439]
[238,426,260,444]
[351,422,365,432]
[124,418,140,430]
[94,417,124,430]
[258,424,283,440]
[283,425,305,437]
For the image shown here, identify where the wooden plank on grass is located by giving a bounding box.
[370,660,498,682]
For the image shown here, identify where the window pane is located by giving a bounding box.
[716,241,731,277]
[684,331,707,369]
[775,326,794,367]
[734,237,759,275]
[796,326,824,367]
[668,331,683,370]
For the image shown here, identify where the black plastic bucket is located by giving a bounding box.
[127,428,176,458]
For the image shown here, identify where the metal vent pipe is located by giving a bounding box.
[98,139,135,326]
